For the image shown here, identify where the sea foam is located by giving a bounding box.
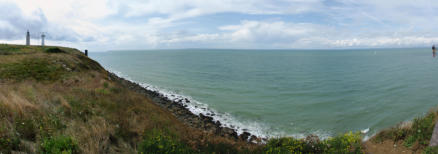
[109,69,333,140]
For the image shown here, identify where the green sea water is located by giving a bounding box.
[90,48,438,139]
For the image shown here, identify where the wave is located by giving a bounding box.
[107,69,339,140]
[110,70,273,138]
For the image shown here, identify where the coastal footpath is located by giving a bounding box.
[0,44,437,153]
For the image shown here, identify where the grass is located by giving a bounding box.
[371,108,438,152]
[40,136,79,154]
[424,146,438,154]
[0,58,67,81]
[0,44,37,55]
[0,136,20,153]
[15,118,37,141]
[1,44,437,153]
[0,44,256,153]
[264,132,362,154]
[138,129,193,154]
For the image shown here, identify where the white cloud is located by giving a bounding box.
[220,20,322,42]
[331,36,438,48]
[118,0,324,17]
[0,0,437,50]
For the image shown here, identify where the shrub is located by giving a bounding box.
[424,146,438,154]
[95,88,110,95]
[67,98,93,122]
[109,87,122,94]
[0,136,20,153]
[265,137,309,153]
[15,119,36,141]
[138,129,193,154]
[40,136,79,154]
[324,132,362,153]
[399,112,436,148]
[103,82,109,88]
[409,113,436,146]
[372,110,438,150]
[45,47,65,53]
[264,132,362,154]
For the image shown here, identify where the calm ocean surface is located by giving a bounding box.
[90,48,438,139]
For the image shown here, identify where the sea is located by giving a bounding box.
[90,48,438,140]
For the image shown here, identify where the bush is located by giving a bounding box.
[15,119,36,141]
[265,137,310,153]
[372,110,438,151]
[324,132,362,153]
[40,136,79,154]
[138,130,193,154]
[264,132,362,154]
[424,146,438,154]
[408,113,436,146]
[0,136,20,153]
[45,47,65,53]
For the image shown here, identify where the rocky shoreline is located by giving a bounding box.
[107,72,261,143]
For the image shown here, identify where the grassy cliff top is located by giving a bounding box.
[0,44,260,153]
[0,44,437,154]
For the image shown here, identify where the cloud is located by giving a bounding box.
[0,1,89,42]
[117,0,324,18]
[0,0,437,50]
[0,2,46,40]
[220,20,322,42]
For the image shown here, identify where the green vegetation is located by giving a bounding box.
[1,44,438,153]
[372,108,438,152]
[265,132,362,154]
[424,146,438,154]
[45,47,65,53]
[0,136,20,153]
[138,129,193,154]
[15,118,37,141]
[0,44,35,55]
[40,136,79,154]
[0,58,66,81]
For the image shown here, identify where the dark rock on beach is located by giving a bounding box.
[107,72,255,142]
[239,132,251,141]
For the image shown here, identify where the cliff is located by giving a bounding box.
[1,44,437,153]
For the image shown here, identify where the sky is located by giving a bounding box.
[0,0,437,51]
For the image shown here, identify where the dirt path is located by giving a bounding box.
[363,140,418,154]
[429,122,438,146]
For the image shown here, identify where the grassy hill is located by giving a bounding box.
[0,44,437,153]
[0,44,259,153]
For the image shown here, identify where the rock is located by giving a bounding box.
[306,134,320,145]
[215,121,221,127]
[221,127,238,139]
[239,132,251,141]
[249,135,258,143]
[107,72,246,142]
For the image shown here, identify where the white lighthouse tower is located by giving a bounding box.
[26,30,30,45]
[41,32,45,46]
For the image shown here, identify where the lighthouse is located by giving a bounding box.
[41,32,45,46]
[26,30,30,45]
